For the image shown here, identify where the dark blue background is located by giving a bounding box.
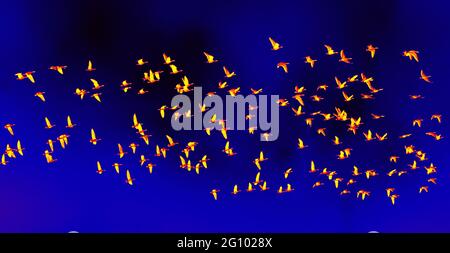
[0,0,449,232]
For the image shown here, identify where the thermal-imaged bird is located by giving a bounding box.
[403,50,419,62]
[4,124,15,136]
[96,161,105,174]
[66,116,76,128]
[44,117,55,129]
[210,189,220,200]
[419,70,432,83]
[89,129,100,145]
[277,62,289,73]
[269,37,282,51]
[86,60,95,71]
[305,56,317,68]
[339,50,352,64]
[324,44,338,55]
[223,66,236,78]
[35,92,46,102]
[125,170,134,186]
[366,44,378,58]
[203,52,218,63]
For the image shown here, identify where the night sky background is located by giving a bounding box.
[1,0,449,232]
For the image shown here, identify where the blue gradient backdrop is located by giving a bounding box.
[0,0,449,232]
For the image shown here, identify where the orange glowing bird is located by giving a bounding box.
[387,169,397,177]
[125,170,134,186]
[66,116,76,128]
[334,178,343,188]
[231,185,241,195]
[4,124,15,136]
[1,154,7,166]
[419,70,432,83]
[250,88,263,94]
[276,99,290,106]
[312,181,323,188]
[223,141,236,156]
[136,58,148,66]
[428,178,437,184]
[203,52,218,63]
[430,114,442,123]
[335,77,347,89]
[228,87,240,96]
[363,130,374,141]
[166,135,178,147]
[386,188,395,197]
[46,139,55,152]
[347,74,359,83]
[409,94,424,100]
[305,118,313,127]
[259,181,269,191]
[365,169,377,179]
[352,166,362,176]
[399,134,412,139]
[16,140,24,156]
[376,133,388,141]
[332,136,342,145]
[297,138,308,149]
[347,179,356,186]
[163,53,175,65]
[419,186,429,193]
[324,44,338,55]
[390,194,399,205]
[277,62,289,73]
[371,113,385,120]
[117,144,127,158]
[426,132,443,141]
[340,190,351,195]
[129,143,138,154]
[402,50,419,62]
[43,150,57,163]
[91,93,102,102]
[339,50,352,64]
[86,60,96,71]
[49,65,67,75]
[75,88,89,100]
[317,128,326,136]
[112,163,122,174]
[96,161,105,174]
[366,44,378,58]
[57,134,69,149]
[146,163,156,174]
[5,144,16,158]
[342,91,354,102]
[361,93,374,100]
[223,66,236,78]
[269,37,283,51]
[15,72,27,81]
[44,117,55,129]
[305,56,317,68]
[284,168,293,179]
[35,92,46,102]
[389,156,399,163]
[89,128,100,145]
[246,183,255,192]
[311,95,323,102]
[357,190,370,200]
[292,106,304,116]
[424,163,437,175]
[309,160,317,173]
[169,64,182,74]
[412,119,423,127]
[317,84,328,91]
